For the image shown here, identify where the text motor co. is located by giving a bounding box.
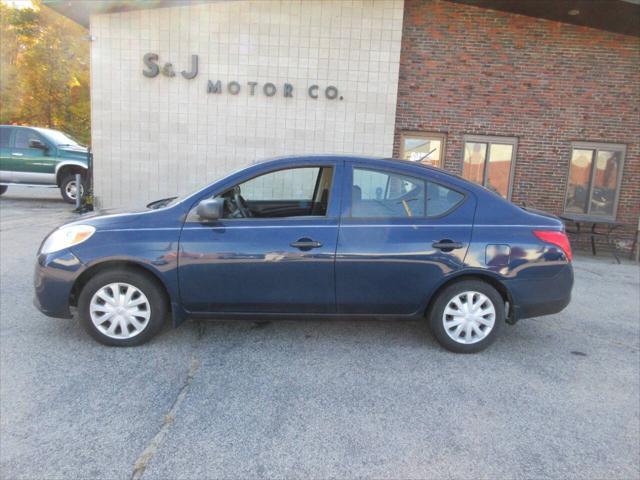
[143,54,343,100]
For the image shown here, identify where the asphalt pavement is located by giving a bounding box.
[1,185,639,479]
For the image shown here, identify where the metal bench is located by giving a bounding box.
[559,214,625,264]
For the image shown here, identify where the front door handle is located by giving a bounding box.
[11,152,23,157]
[290,238,323,251]
[432,239,463,251]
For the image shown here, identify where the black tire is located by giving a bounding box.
[427,280,504,353]
[0,185,7,195]
[77,268,167,346]
[59,173,86,204]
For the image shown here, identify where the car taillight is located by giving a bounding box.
[533,230,573,262]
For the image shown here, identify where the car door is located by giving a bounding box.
[178,162,342,314]
[9,128,56,185]
[335,161,476,315]
[0,127,13,183]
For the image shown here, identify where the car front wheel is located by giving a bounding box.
[59,174,85,204]
[77,269,167,346]
[428,280,504,353]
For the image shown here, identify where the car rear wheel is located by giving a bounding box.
[0,185,7,195]
[77,269,167,346]
[428,280,504,353]
[59,173,85,204]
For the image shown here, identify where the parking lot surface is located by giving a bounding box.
[1,186,639,479]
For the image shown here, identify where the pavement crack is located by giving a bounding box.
[130,358,200,480]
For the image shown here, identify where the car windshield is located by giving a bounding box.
[39,129,82,147]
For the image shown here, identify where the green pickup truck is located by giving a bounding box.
[0,125,88,203]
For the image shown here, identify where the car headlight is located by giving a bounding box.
[40,225,96,254]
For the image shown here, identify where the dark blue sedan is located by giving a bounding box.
[34,156,573,352]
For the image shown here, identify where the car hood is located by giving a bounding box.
[58,145,88,154]
[67,206,161,229]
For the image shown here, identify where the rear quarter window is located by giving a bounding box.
[426,182,465,217]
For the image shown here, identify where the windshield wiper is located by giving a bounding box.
[147,196,177,209]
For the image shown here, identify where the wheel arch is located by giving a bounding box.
[423,272,515,324]
[55,162,87,186]
[70,260,173,313]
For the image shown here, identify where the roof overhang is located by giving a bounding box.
[448,0,640,37]
[45,0,640,37]
[44,0,212,28]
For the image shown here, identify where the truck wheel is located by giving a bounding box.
[60,174,85,204]
[428,280,504,353]
[0,185,7,195]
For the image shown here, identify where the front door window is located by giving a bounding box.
[219,166,333,219]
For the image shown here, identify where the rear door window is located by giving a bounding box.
[0,127,11,147]
[352,168,425,218]
[351,167,464,218]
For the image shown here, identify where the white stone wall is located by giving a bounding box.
[90,0,404,207]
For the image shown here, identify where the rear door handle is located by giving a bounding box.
[432,240,463,251]
[11,152,23,157]
[290,238,323,250]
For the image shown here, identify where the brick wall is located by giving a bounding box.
[394,0,640,251]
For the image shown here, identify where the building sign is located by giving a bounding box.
[143,53,343,100]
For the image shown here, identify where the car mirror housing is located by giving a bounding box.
[29,139,48,150]
[196,198,224,221]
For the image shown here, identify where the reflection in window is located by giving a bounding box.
[240,167,320,201]
[463,142,486,185]
[400,133,445,167]
[463,137,516,199]
[566,149,593,214]
[565,144,624,218]
[487,144,514,198]
[14,129,43,149]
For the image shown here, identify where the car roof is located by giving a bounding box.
[0,125,63,135]
[252,154,466,183]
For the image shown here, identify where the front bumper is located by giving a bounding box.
[33,250,85,319]
[505,263,574,321]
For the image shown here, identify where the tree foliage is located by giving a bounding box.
[0,0,90,144]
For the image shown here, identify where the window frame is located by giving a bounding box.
[399,131,447,168]
[564,141,626,221]
[462,135,518,200]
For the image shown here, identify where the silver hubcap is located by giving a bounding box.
[90,283,151,340]
[66,181,83,200]
[443,291,496,345]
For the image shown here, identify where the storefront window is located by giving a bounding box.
[400,133,445,168]
[565,143,625,219]
[462,136,517,199]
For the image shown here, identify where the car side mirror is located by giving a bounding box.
[29,139,48,150]
[196,198,224,221]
